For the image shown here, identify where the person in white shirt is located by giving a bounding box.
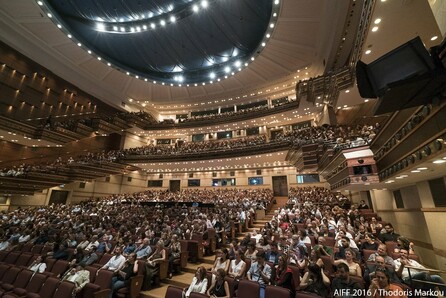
[395,248,446,292]
[98,247,125,275]
[184,266,208,298]
[28,255,47,273]
[61,264,90,293]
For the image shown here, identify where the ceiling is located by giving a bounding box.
[0,0,352,110]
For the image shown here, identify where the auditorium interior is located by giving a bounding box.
[0,0,446,297]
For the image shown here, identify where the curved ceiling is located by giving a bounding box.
[44,0,276,84]
[0,0,351,110]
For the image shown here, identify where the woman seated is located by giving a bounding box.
[142,240,167,290]
[244,243,258,262]
[360,233,379,254]
[184,266,208,298]
[333,248,362,277]
[274,255,295,298]
[28,255,47,273]
[167,234,181,278]
[300,263,331,297]
[228,250,246,280]
[210,248,230,286]
[207,268,230,298]
[367,267,408,298]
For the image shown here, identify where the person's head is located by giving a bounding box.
[397,236,410,250]
[114,247,122,255]
[344,248,356,261]
[156,240,164,249]
[384,223,394,234]
[256,251,266,265]
[127,253,137,262]
[317,236,325,245]
[358,225,366,234]
[171,234,178,242]
[365,233,375,242]
[340,236,350,248]
[216,268,226,281]
[234,250,242,260]
[196,266,207,280]
[377,244,387,257]
[375,256,385,266]
[247,243,255,252]
[278,254,288,268]
[220,248,229,260]
[399,248,409,260]
[270,242,278,252]
[308,263,322,280]
[142,238,149,245]
[336,262,350,281]
[375,266,391,288]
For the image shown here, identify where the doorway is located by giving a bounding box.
[169,180,181,192]
[272,176,288,197]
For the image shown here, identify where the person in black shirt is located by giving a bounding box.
[207,268,230,298]
[110,253,138,298]
[331,263,362,298]
[378,223,400,243]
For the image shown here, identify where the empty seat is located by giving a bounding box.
[0,264,11,280]
[27,276,60,298]
[265,284,291,298]
[53,281,75,297]
[11,272,47,297]
[0,266,21,286]
[21,243,34,253]
[82,269,113,298]
[236,279,259,298]
[0,268,33,294]
[3,251,20,265]
[30,245,43,255]
[50,259,69,277]
[15,253,33,267]
[165,285,183,298]
[92,253,113,268]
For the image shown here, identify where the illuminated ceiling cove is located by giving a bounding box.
[40,0,278,85]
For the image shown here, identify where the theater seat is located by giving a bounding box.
[27,276,60,298]
[165,285,183,298]
[11,272,47,297]
[236,279,259,298]
[265,284,291,298]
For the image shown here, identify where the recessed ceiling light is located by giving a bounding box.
[365,49,372,54]
[417,167,428,170]
[411,170,421,173]
[431,36,438,41]
[372,26,378,32]
[374,18,381,24]
[433,160,446,164]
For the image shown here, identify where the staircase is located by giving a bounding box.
[140,197,287,298]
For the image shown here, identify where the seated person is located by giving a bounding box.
[184,266,208,298]
[110,253,138,298]
[98,247,126,275]
[228,250,246,279]
[333,248,362,277]
[143,240,167,290]
[274,254,296,298]
[300,263,330,297]
[331,263,363,298]
[247,251,272,298]
[61,264,90,294]
[207,268,230,298]
[395,248,446,292]
[28,255,47,273]
[367,266,408,298]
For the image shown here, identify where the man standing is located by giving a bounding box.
[247,251,272,298]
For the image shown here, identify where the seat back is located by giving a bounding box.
[265,284,291,298]
[237,279,260,298]
[25,272,47,293]
[363,249,377,263]
[53,281,75,298]
[0,264,11,279]
[37,277,60,298]
[45,258,56,272]
[324,237,336,247]
[98,253,113,265]
[15,252,33,267]
[21,243,34,252]
[3,251,20,264]
[189,293,209,298]
[85,265,98,282]
[12,268,34,289]
[1,266,21,284]
[31,244,43,255]
[295,291,324,298]
[95,269,114,289]
[51,259,69,277]
[289,264,301,291]
[165,285,183,298]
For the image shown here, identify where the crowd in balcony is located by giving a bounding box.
[122,135,268,156]
[271,124,379,148]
